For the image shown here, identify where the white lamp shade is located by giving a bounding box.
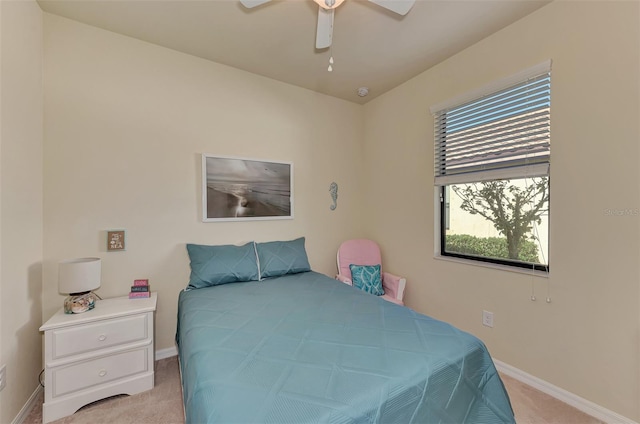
[58,258,101,294]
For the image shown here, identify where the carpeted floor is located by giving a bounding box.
[500,373,603,424]
[24,356,602,424]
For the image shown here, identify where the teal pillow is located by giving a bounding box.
[186,242,259,289]
[255,237,311,280]
[349,264,384,296]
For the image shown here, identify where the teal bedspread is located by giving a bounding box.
[176,271,514,423]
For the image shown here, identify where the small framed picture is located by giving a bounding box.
[107,230,126,251]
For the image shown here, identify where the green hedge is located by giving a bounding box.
[445,234,540,263]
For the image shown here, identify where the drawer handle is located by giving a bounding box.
[98,334,107,341]
[98,369,107,377]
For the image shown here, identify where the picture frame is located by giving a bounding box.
[107,230,126,251]
[202,154,293,222]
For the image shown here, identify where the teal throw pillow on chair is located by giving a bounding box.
[349,264,384,296]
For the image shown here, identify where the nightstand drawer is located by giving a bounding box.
[52,347,150,398]
[51,314,148,359]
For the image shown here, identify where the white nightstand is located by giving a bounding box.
[39,293,157,423]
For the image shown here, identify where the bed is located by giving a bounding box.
[176,240,514,424]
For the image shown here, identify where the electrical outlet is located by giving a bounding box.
[0,364,6,392]
[482,310,494,328]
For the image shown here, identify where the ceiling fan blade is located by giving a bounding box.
[368,0,415,16]
[315,6,334,49]
[239,0,271,8]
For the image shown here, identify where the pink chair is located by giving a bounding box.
[336,239,406,305]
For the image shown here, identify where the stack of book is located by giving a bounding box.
[129,279,151,299]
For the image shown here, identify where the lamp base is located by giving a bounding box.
[64,292,98,314]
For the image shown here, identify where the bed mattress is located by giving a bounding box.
[176,271,514,423]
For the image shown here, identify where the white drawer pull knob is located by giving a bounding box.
[98,334,107,341]
[98,369,107,377]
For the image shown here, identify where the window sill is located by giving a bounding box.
[433,254,550,278]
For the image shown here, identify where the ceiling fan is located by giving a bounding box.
[240,0,415,49]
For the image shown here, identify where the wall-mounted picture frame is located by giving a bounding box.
[107,230,126,251]
[202,154,293,222]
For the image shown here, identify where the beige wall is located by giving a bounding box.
[43,14,364,351]
[363,1,639,421]
[0,1,44,422]
[1,4,3,418]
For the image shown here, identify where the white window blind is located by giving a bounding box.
[432,62,551,186]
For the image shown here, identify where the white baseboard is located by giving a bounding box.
[12,385,43,424]
[494,359,637,424]
[156,346,178,360]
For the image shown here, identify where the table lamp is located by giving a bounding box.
[59,258,101,314]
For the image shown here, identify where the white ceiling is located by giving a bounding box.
[37,0,549,104]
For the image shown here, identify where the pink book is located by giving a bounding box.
[129,291,151,299]
[133,279,149,286]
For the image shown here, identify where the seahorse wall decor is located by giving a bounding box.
[329,182,338,211]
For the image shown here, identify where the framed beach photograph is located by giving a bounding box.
[202,154,293,222]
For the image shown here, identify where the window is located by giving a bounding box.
[431,62,551,272]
